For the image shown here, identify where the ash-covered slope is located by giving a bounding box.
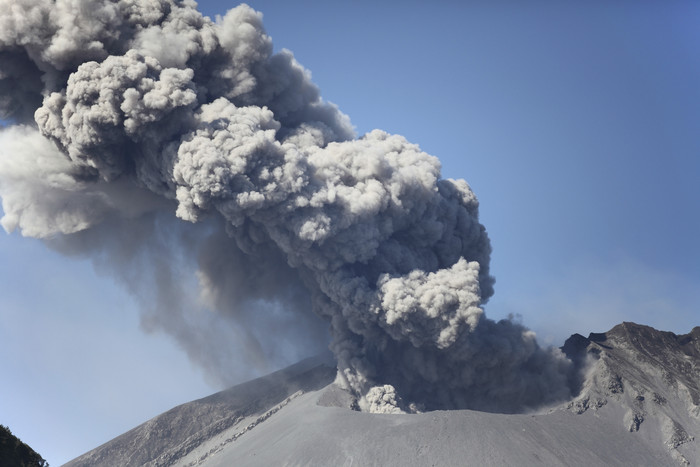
[63,355,336,467]
[563,322,700,465]
[64,323,699,467]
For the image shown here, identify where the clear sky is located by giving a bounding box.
[1,1,698,464]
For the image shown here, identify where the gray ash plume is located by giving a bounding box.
[0,0,572,412]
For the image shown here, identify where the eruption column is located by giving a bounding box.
[0,0,572,412]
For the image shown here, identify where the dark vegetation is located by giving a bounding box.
[0,425,48,467]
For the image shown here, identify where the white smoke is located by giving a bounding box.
[0,0,573,412]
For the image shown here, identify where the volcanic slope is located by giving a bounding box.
[64,322,699,466]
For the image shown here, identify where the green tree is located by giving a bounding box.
[0,425,48,467]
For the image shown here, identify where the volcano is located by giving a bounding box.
[64,322,699,466]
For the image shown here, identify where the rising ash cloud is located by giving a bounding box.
[0,0,572,412]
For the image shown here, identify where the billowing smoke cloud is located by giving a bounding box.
[0,0,572,412]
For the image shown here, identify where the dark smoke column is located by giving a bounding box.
[0,0,571,412]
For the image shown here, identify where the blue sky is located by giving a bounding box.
[1,1,699,464]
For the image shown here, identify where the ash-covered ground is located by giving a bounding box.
[65,322,699,467]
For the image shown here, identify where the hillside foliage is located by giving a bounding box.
[0,425,48,467]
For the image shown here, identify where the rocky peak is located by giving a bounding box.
[563,322,700,465]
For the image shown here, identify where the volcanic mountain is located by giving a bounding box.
[64,322,699,466]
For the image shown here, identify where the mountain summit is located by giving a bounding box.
[562,322,699,464]
[65,323,699,466]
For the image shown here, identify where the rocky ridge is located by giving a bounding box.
[563,322,700,464]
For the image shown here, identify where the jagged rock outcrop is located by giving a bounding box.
[563,322,700,464]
